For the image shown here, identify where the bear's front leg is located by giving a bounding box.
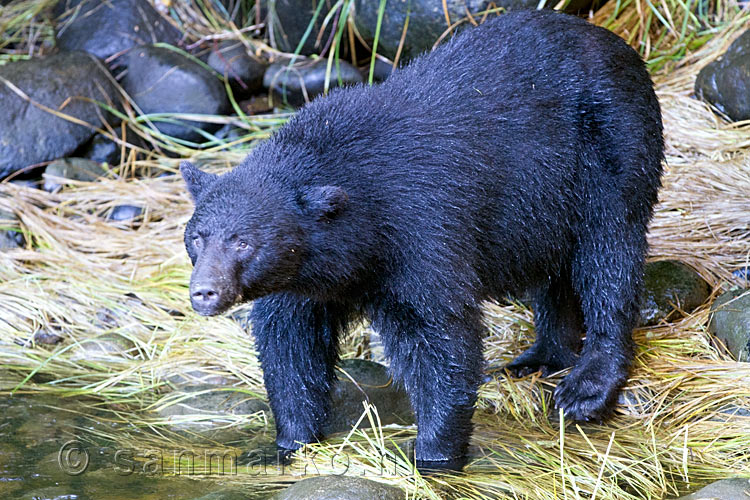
[373,301,484,468]
[250,293,349,452]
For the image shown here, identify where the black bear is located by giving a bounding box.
[181,9,663,469]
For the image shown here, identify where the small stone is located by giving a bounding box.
[639,261,711,326]
[695,30,750,122]
[617,387,655,416]
[273,475,404,500]
[0,207,25,250]
[709,289,750,362]
[106,204,143,223]
[676,477,750,499]
[124,46,229,141]
[33,330,64,345]
[75,133,137,167]
[43,158,108,192]
[207,41,267,96]
[213,122,247,143]
[264,58,363,107]
[732,267,750,284]
[240,94,273,115]
[324,359,414,435]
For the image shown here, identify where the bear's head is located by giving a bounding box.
[180,161,348,316]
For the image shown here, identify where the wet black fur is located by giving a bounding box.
[181,10,663,468]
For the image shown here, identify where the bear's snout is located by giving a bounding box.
[190,282,222,316]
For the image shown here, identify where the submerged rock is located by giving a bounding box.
[20,487,78,500]
[124,46,228,141]
[55,0,179,63]
[677,477,750,499]
[157,386,269,430]
[695,30,750,121]
[709,289,750,362]
[69,333,136,362]
[0,51,117,179]
[191,489,252,500]
[639,261,711,326]
[264,58,363,106]
[324,359,414,435]
[273,475,404,500]
[43,158,108,192]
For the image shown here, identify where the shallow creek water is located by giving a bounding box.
[0,395,279,500]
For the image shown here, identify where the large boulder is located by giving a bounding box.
[353,0,531,62]
[677,477,750,500]
[269,0,337,55]
[695,30,750,122]
[0,51,117,179]
[353,2,608,63]
[123,46,229,141]
[264,58,363,106]
[55,0,180,63]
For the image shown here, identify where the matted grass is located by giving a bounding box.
[1,1,749,498]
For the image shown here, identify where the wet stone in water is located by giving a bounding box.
[273,475,404,500]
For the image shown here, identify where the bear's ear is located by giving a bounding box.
[300,185,349,220]
[180,161,218,202]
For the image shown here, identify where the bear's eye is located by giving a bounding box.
[192,236,202,249]
[237,240,250,252]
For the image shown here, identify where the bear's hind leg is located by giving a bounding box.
[372,300,484,468]
[554,210,644,422]
[250,293,350,451]
[507,271,583,377]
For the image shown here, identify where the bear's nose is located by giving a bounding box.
[191,285,220,310]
